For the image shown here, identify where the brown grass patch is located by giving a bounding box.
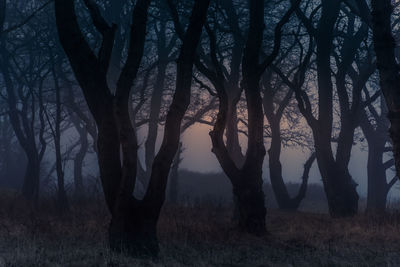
[0,199,399,266]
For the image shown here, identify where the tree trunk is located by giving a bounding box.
[141,11,174,190]
[226,101,245,221]
[235,0,270,235]
[269,133,315,211]
[73,125,88,200]
[233,170,266,235]
[109,198,159,257]
[360,106,393,214]
[226,104,244,166]
[0,36,45,206]
[143,61,167,185]
[222,0,246,222]
[21,154,40,204]
[56,0,209,257]
[371,0,400,179]
[268,121,294,210]
[317,159,359,217]
[96,113,153,254]
[168,142,182,204]
[314,0,359,217]
[366,145,388,213]
[53,61,69,213]
[204,0,299,234]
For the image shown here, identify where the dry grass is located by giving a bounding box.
[0,198,400,266]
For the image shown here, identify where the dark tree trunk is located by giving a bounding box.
[140,9,176,190]
[263,79,315,211]
[313,131,359,217]
[221,0,245,223]
[143,60,167,184]
[55,150,68,213]
[199,0,299,234]
[366,144,389,213]
[236,0,300,233]
[360,101,395,214]
[65,88,96,201]
[72,118,89,200]
[315,1,359,217]
[107,0,125,88]
[52,61,69,213]
[269,141,316,210]
[239,80,267,235]
[108,198,159,256]
[319,164,359,217]
[56,0,210,257]
[0,31,46,205]
[239,0,301,228]
[95,110,159,255]
[291,0,361,217]
[226,102,245,221]
[226,104,244,166]
[73,145,87,200]
[1,93,42,205]
[371,0,400,180]
[21,154,40,204]
[168,142,182,204]
[203,0,270,235]
[233,170,266,234]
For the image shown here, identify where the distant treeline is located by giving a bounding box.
[173,170,328,212]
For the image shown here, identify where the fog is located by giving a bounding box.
[136,123,399,199]
[1,0,400,264]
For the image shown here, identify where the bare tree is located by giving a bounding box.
[47,52,69,212]
[264,40,316,210]
[55,0,210,256]
[0,0,49,203]
[360,91,397,213]
[140,3,178,189]
[169,0,300,234]
[278,1,372,217]
[371,0,400,181]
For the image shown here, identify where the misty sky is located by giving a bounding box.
[135,123,399,199]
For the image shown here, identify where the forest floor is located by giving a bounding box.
[0,197,400,266]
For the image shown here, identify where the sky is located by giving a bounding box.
[59,119,400,200]
[175,123,400,199]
